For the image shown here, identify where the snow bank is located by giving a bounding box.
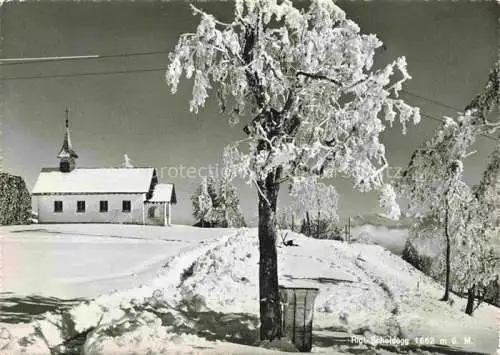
[67,228,240,334]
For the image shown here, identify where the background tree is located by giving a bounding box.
[276,206,297,232]
[453,62,500,313]
[397,113,476,301]
[212,175,248,228]
[398,62,499,303]
[454,145,499,314]
[0,173,32,225]
[167,0,418,339]
[289,178,342,239]
[465,62,499,126]
[192,175,247,228]
[191,176,213,228]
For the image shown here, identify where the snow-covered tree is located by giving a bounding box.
[398,62,499,304]
[121,154,134,168]
[276,205,297,231]
[212,175,247,227]
[191,176,213,227]
[192,176,247,228]
[289,178,340,239]
[397,113,476,301]
[465,62,499,126]
[455,145,500,314]
[290,178,338,222]
[166,0,418,339]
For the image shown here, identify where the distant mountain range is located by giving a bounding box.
[348,213,412,229]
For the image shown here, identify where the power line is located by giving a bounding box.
[0,50,490,117]
[0,67,166,80]
[0,51,476,113]
[401,90,498,143]
[401,89,462,113]
[0,64,497,142]
[0,54,483,116]
[0,55,100,63]
[0,52,490,116]
[0,50,170,66]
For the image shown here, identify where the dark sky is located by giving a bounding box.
[0,1,497,225]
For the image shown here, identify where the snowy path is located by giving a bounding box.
[0,224,228,299]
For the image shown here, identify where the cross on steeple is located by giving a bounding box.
[65,107,70,128]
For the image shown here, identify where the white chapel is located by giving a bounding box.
[32,112,176,226]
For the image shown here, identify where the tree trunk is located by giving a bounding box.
[348,217,351,243]
[223,187,229,227]
[241,21,283,342]
[441,197,451,301]
[306,212,311,236]
[316,211,320,239]
[465,285,475,315]
[257,170,282,341]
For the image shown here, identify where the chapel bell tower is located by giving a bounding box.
[57,108,78,173]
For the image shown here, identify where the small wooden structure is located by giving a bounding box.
[279,285,320,352]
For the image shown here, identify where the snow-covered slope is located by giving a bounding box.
[3,228,497,354]
[0,224,232,298]
[178,230,497,353]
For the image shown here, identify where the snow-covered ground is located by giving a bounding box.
[0,224,229,298]
[1,226,497,354]
[176,230,497,354]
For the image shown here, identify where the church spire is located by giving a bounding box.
[58,108,78,172]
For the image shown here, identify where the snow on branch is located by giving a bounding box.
[296,71,342,86]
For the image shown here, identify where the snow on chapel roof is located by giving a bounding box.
[32,168,155,195]
[149,183,177,203]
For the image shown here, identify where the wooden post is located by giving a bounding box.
[142,203,145,225]
[163,203,167,226]
[168,202,172,226]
